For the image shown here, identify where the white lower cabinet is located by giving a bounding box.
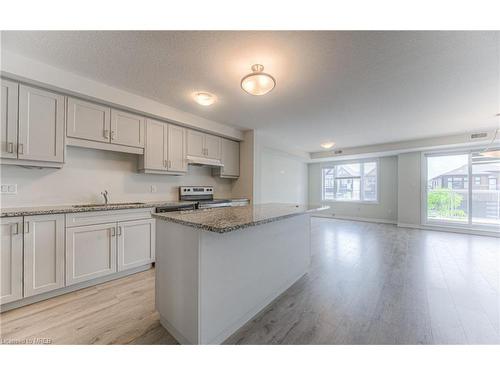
[1,210,155,307]
[117,219,155,271]
[24,214,65,297]
[66,222,117,286]
[0,217,23,304]
[66,212,155,286]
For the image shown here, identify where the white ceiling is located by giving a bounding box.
[2,31,499,152]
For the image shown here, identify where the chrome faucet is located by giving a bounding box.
[101,190,109,205]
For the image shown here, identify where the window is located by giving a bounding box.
[322,160,378,202]
[425,149,500,229]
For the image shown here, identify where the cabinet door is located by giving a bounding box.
[67,97,111,143]
[1,79,19,159]
[144,118,167,170]
[23,214,65,298]
[66,223,117,286]
[0,217,23,305]
[220,138,240,177]
[167,124,187,172]
[186,129,205,157]
[110,109,145,148]
[117,219,155,272]
[18,85,64,163]
[204,134,222,160]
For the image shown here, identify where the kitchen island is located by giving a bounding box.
[153,203,328,344]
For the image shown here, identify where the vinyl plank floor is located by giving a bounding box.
[1,218,498,345]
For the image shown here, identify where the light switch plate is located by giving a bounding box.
[1,184,17,194]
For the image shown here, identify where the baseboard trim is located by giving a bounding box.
[312,214,397,225]
[159,315,192,345]
[0,264,153,312]
[397,222,500,238]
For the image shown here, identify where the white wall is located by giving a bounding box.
[397,152,422,226]
[308,156,398,222]
[1,147,234,207]
[259,147,308,205]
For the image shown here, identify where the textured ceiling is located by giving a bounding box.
[2,31,499,152]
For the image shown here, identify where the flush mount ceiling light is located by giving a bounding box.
[241,64,276,96]
[320,142,335,149]
[193,92,217,106]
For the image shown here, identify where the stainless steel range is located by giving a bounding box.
[179,186,231,209]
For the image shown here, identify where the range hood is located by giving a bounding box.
[186,155,224,167]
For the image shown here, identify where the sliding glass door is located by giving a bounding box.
[471,151,500,226]
[425,149,500,230]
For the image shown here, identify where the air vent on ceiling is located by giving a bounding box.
[470,132,488,139]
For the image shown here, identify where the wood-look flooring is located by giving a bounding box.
[1,218,499,344]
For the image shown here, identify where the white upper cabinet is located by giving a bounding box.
[186,129,205,157]
[220,138,240,177]
[140,119,186,174]
[0,217,23,305]
[18,85,65,163]
[1,79,19,159]
[205,134,222,160]
[143,118,167,171]
[23,214,65,298]
[67,97,111,143]
[186,130,222,160]
[167,124,187,173]
[110,109,145,148]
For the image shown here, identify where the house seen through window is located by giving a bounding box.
[322,161,378,202]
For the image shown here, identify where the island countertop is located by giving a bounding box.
[152,203,329,233]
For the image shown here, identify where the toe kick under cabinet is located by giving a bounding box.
[65,208,155,286]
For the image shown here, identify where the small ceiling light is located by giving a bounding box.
[320,142,335,149]
[241,64,276,96]
[193,92,216,106]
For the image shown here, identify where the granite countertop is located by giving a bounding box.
[0,198,250,218]
[152,203,329,233]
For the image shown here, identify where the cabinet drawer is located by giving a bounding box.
[66,208,153,227]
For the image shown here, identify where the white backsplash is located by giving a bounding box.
[0,147,234,207]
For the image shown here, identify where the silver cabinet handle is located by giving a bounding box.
[117,226,122,236]
[7,142,14,153]
[18,143,24,155]
[103,129,109,139]
[11,223,19,235]
[24,221,29,234]
[168,160,171,169]
[111,227,116,236]
[110,130,115,140]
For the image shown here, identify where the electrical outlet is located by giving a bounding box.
[150,185,157,193]
[1,184,17,194]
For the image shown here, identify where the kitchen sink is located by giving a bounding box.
[72,202,144,208]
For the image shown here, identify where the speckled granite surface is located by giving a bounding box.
[0,198,249,217]
[153,203,329,233]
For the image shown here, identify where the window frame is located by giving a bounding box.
[321,159,379,204]
[421,147,500,232]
